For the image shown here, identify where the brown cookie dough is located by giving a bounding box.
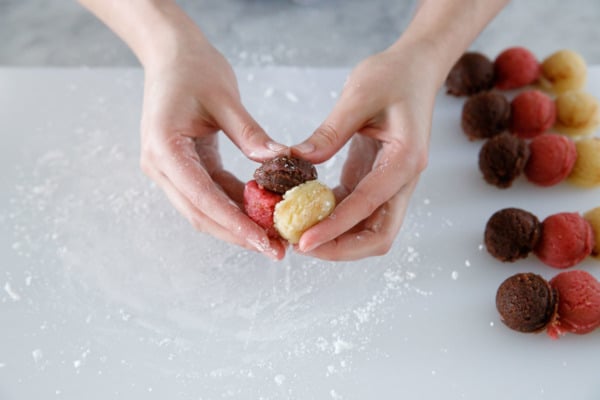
[484,207,541,262]
[254,156,317,194]
[462,91,511,140]
[496,272,558,333]
[446,52,495,96]
[479,132,529,188]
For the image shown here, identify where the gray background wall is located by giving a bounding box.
[1,0,599,67]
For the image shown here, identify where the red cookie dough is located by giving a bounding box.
[547,270,600,338]
[534,212,595,269]
[510,90,557,139]
[243,180,282,238]
[524,133,577,187]
[494,47,540,90]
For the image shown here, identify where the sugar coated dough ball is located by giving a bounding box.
[568,138,600,188]
[540,49,587,94]
[554,90,600,137]
[274,180,336,244]
[583,207,600,258]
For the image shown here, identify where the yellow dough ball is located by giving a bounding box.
[540,49,587,94]
[568,138,600,188]
[554,91,600,137]
[583,207,600,258]
[274,180,336,244]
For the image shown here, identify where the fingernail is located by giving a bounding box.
[294,142,315,154]
[268,248,282,261]
[300,241,319,253]
[247,237,269,253]
[266,141,287,153]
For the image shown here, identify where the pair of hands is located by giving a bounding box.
[140,36,439,261]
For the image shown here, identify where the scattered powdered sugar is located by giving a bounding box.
[263,87,274,98]
[4,282,21,301]
[285,91,299,103]
[274,374,286,385]
[32,349,44,365]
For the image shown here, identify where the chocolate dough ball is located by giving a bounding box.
[462,91,511,140]
[446,52,495,96]
[254,156,317,194]
[479,132,529,188]
[496,273,558,333]
[485,207,542,262]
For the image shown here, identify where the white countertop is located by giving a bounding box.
[1,67,599,399]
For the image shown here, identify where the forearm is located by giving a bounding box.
[78,0,208,67]
[394,0,509,87]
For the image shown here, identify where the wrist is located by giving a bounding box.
[392,0,509,89]
[126,1,210,69]
[80,0,211,69]
[386,37,448,93]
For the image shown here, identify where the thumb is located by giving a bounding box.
[291,96,367,164]
[215,101,288,162]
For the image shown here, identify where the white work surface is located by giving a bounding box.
[1,67,599,400]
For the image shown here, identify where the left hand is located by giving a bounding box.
[291,41,443,260]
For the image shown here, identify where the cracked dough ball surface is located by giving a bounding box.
[274,180,336,244]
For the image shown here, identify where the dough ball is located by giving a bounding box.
[274,180,335,244]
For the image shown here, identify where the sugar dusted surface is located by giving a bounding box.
[1,68,600,399]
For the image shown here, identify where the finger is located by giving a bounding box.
[213,102,288,161]
[152,168,286,260]
[211,169,245,207]
[299,179,418,261]
[193,138,246,206]
[298,142,420,253]
[291,93,376,164]
[336,135,380,194]
[331,136,379,202]
[158,136,285,258]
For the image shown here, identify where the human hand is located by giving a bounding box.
[291,41,444,260]
[139,34,288,260]
[79,0,507,262]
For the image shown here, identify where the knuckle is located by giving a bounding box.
[388,137,429,174]
[139,155,152,176]
[415,151,429,173]
[354,187,379,215]
[314,123,342,147]
[139,140,159,176]
[239,122,262,143]
[374,236,394,256]
[189,216,207,233]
